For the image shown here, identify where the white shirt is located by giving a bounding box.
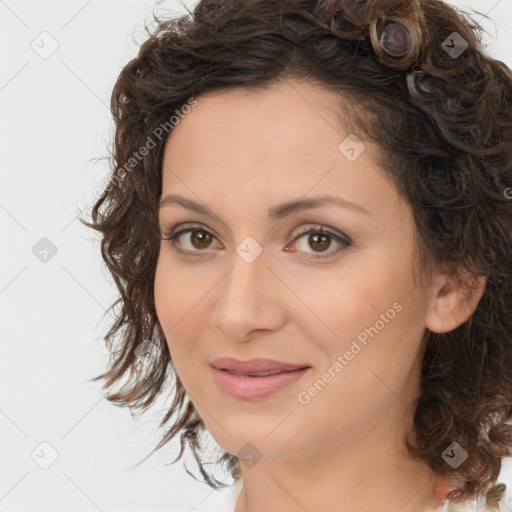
[209,477,507,512]
[211,477,243,512]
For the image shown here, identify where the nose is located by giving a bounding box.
[211,246,284,342]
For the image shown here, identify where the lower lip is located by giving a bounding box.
[212,367,311,400]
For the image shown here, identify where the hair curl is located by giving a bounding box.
[80,0,512,506]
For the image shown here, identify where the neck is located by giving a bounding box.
[233,408,446,512]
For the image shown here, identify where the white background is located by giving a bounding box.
[1,1,512,511]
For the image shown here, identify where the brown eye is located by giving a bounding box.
[188,229,213,249]
[161,224,221,256]
[161,223,352,261]
[288,226,352,260]
[172,228,216,250]
[308,232,331,252]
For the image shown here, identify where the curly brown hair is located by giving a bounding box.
[80,0,512,505]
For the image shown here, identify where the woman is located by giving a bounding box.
[81,0,512,510]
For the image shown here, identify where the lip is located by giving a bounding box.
[210,357,310,373]
[212,367,311,400]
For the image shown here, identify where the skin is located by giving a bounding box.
[154,78,485,512]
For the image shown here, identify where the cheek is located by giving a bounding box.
[154,257,177,335]
[154,252,202,331]
[154,256,196,366]
[295,311,422,447]
[299,258,423,395]
[291,259,406,351]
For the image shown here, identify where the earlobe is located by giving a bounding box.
[425,267,487,334]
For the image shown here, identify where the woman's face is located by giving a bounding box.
[154,79,434,464]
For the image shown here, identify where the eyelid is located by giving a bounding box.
[290,224,352,246]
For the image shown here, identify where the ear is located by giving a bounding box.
[425,265,487,334]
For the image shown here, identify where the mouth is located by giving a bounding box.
[210,357,311,375]
[219,368,309,377]
[209,366,311,400]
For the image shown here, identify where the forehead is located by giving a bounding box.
[165,79,344,157]
[160,79,401,220]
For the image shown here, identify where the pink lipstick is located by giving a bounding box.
[210,357,311,400]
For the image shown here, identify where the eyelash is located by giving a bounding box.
[160,223,352,260]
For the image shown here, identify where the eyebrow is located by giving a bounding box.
[159,194,371,221]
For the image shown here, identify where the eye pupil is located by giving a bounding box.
[309,233,330,252]
[191,230,211,249]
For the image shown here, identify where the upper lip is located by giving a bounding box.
[210,357,310,373]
